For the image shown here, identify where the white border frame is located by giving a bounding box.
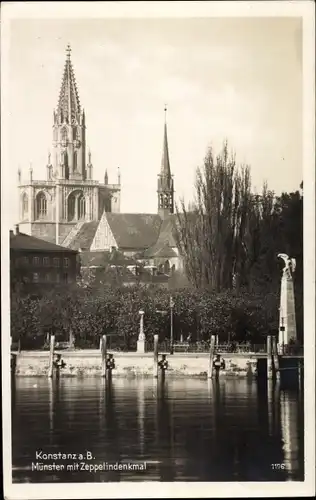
[1,2,315,498]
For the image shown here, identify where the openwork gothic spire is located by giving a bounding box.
[57,44,81,123]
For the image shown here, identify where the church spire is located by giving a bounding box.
[161,105,171,178]
[57,44,81,123]
[157,106,174,219]
[52,45,86,180]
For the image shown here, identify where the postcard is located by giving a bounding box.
[1,1,315,498]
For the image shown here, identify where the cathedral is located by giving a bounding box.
[17,45,181,273]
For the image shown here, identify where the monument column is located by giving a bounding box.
[137,310,146,353]
[278,254,297,352]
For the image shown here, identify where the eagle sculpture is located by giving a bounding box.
[278,253,296,275]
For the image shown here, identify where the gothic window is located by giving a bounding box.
[164,194,169,209]
[159,194,163,208]
[78,193,86,220]
[22,193,28,219]
[169,195,173,210]
[67,191,85,221]
[61,127,68,144]
[36,192,47,219]
[73,151,77,171]
[68,192,76,221]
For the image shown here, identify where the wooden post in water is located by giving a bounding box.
[153,334,159,379]
[208,335,216,379]
[101,334,107,378]
[267,335,273,380]
[272,336,280,381]
[48,334,55,378]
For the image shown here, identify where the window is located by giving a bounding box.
[67,190,86,221]
[45,273,50,282]
[64,257,69,268]
[36,192,47,219]
[22,256,29,265]
[33,273,39,283]
[56,273,60,283]
[43,257,50,266]
[63,273,68,283]
[61,127,68,144]
[78,194,86,220]
[22,193,28,218]
[53,258,60,267]
[33,257,40,266]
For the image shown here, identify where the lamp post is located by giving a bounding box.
[170,296,174,355]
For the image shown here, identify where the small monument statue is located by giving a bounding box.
[277,253,297,352]
[137,310,146,353]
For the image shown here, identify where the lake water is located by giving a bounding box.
[12,377,304,482]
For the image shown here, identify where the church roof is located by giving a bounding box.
[10,231,77,253]
[57,45,81,122]
[144,214,178,258]
[106,213,162,249]
[68,222,99,250]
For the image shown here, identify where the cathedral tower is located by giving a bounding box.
[52,45,86,181]
[17,45,121,245]
[157,107,174,219]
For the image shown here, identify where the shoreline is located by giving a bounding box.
[11,350,258,378]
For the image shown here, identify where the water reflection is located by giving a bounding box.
[12,377,304,483]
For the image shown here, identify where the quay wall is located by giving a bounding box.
[12,350,259,378]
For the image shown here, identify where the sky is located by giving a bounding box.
[5,16,302,226]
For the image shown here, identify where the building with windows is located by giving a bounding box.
[17,45,121,245]
[10,224,78,293]
[16,45,183,277]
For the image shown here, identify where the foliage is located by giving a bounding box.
[173,141,303,342]
[10,281,281,349]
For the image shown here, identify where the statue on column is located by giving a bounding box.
[278,253,296,279]
[277,253,297,351]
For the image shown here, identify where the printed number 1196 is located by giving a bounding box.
[271,463,286,470]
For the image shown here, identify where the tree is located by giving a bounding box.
[175,142,254,291]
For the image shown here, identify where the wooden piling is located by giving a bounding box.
[272,337,280,381]
[153,334,159,379]
[48,334,55,378]
[267,335,273,380]
[101,334,107,378]
[208,335,216,379]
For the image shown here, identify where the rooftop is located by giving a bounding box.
[10,230,77,253]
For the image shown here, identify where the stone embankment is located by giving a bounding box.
[11,350,258,378]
